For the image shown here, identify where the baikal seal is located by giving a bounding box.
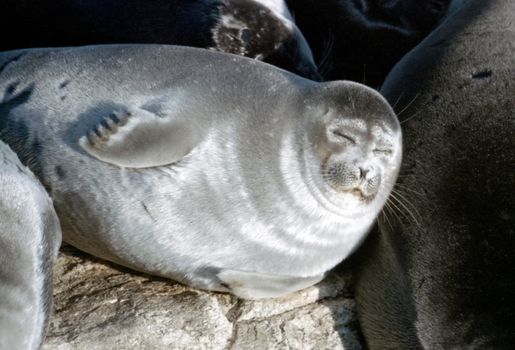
[0,45,401,300]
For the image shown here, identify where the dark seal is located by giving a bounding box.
[285,0,452,86]
[352,0,515,348]
[0,0,319,80]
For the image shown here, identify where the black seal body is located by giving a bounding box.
[0,0,319,79]
[286,0,452,86]
[352,0,515,348]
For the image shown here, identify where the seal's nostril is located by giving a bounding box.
[359,167,369,179]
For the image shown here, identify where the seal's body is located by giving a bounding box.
[0,140,61,350]
[0,45,401,299]
[0,0,319,80]
[353,0,515,347]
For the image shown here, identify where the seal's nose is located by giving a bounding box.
[359,167,370,180]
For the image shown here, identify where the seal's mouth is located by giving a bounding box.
[344,188,377,203]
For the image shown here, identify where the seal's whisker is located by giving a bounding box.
[379,207,394,231]
[319,31,334,68]
[389,192,421,226]
[396,92,421,117]
[390,189,421,217]
[392,90,405,109]
[393,183,425,197]
[399,94,434,124]
[318,31,335,77]
[387,199,407,225]
[385,189,416,221]
[400,106,425,124]
[384,199,403,225]
[390,189,419,214]
[377,190,395,229]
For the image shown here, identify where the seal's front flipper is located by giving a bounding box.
[79,107,200,168]
[217,269,325,300]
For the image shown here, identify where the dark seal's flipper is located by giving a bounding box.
[79,107,202,168]
[0,141,61,349]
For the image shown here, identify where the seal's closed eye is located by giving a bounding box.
[331,129,357,144]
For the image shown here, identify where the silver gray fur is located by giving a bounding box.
[0,45,401,299]
[0,140,61,350]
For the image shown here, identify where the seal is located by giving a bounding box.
[0,44,401,300]
[285,0,452,86]
[0,140,61,350]
[0,0,319,80]
[210,0,320,79]
[352,0,515,348]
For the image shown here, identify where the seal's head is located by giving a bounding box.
[302,81,402,216]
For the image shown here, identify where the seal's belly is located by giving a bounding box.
[49,151,349,281]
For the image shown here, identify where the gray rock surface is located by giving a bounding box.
[43,246,361,350]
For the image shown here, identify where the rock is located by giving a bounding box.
[43,246,361,350]
[229,299,361,350]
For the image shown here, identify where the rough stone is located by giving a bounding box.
[43,246,361,350]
